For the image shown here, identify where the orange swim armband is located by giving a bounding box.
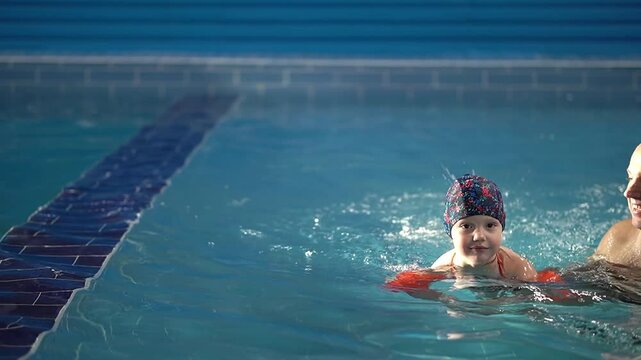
[385,270,448,290]
[386,267,585,304]
[535,267,582,303]
[536,268,565,283]
[387,267,565,290]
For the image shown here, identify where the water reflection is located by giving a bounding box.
[388,261,641,356]
[564,260,641,305]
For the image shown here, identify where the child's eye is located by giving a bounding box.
[460,223,472,229]
[487,222,498,229]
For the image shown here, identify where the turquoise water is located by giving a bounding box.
[0,119,146,236]
[4,103,641,359]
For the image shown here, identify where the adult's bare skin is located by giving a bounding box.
[592,143,641,268]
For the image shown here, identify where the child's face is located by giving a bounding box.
[451,215,503,267]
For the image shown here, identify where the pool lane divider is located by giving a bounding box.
[0,94,237,359]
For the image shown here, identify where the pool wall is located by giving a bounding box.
[2,0,641,57]
[1,56,640,119]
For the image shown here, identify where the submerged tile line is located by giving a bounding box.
[0,94,236,359]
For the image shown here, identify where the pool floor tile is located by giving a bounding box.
[0,94,237,359]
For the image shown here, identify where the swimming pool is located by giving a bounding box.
[2,59,641,359]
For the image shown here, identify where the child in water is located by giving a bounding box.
[431,174,537,281]
[387,174,538,292]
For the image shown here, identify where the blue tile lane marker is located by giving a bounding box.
[0,95,237,359]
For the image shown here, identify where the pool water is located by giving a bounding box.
[4,102,641,359]
[0,119,147,236]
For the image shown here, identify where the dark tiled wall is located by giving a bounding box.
[1,57,640,115]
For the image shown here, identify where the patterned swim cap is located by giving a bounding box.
[443,174,505,237]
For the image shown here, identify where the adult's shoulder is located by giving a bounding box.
[594,218,635,259]
[610,218,634,232]
[601,219,635,243]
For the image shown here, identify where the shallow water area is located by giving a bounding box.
[4,98,641,359]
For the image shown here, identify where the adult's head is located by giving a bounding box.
[625,143,641,228]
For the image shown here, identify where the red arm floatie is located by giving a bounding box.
[535,268,585,303]
[388,268,564,288]
[536,268,564,283]
[388,268,589,305]
[385,270,448,291]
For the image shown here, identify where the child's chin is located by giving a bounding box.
[465,255,492,267]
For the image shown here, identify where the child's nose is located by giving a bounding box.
[472,228,486,241]
[625,177,641,199]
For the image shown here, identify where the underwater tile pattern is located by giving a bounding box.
[0,95,236,359]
